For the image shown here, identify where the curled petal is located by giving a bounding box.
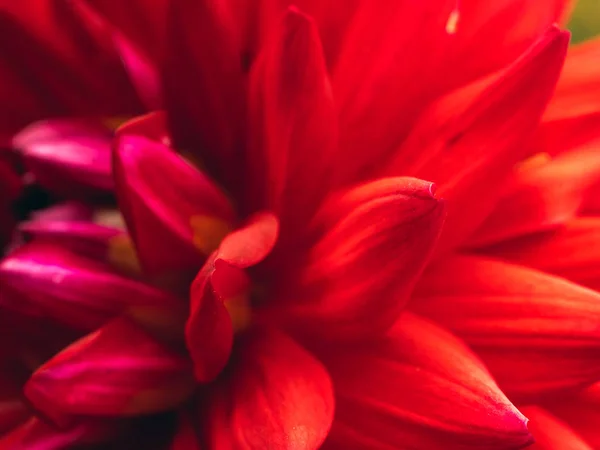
[186,213,278,382]
[0,243,184,333]
[469,146,600,246]
[320,313,532,450]
[247,7,337,228]
[13,119,113,197]
[25,318,195,422]
[275,178,444,339]
[387,28,569,254]
[203,329,334,450]
[412,255,600,401]
[481,217,600,291]
[113,134,235,275]
[521,406,592,450]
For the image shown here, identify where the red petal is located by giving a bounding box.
[25,317,195,422]
[480,217,600,291]
[246,7,337,231]
[320,313,532,450]
[115,111,170,147]
[186,213,278,381]
[439,0,572,92]
[0,370,29,436]
[469,146,600,246]
[113,134,235,275]
[0,243,183,333]
[13,119,113,197]
[386,28,569,255]
[412,255,600,401]
[203,329,334,450]
[521,406,592,450]
[273,178,444,339]
[583,180,600,214]
[331,0,456,183]
[163,0,245,185]
[0,417,115,450]
[0,1,143,141]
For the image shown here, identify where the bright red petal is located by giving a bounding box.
[521,406,592,450]
[112,134,235,275]
[480,217,600,291]
[386,28,569,255]
[320,313,532,450]
[412,255,600,402]
[203,329,334,450]
[246,7,337,232]
[331,0,456,184]
[25,317,195,422]
[468,146,600,246]
[272,177,444,339]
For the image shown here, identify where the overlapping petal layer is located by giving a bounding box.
[321,313,532,449]
[412,256,600,401]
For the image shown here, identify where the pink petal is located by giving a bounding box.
[13,119,113,197]
[0,242,184,333]
[112,134,235,275]
[320,313,532,450]
[25,317,195,422]
[203,329,334,450]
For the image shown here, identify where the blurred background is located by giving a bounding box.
[569,0,600,43]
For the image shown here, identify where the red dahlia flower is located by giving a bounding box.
[1,0,600,449]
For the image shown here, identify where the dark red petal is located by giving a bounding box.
[521,406,592,450]
[331,0,456,183]
[0,1,143,142]
[273,178,444,339]
[0,243,184,333]
[113,134,235,275]
[412,255,600,402]
[0,370,29,435]
[469,146,600,246]
[246,7,337,231]
[169,413,202,450]
[163,0,245,185]
[13,119,113,197]
[25,317,195,422]
[115,111,170,147]
[544,383,600,449]
[480,217,600,291]
[387,28,569,255]
[203,329,334,450]
[0,417,115,450]
[320,313,532,450]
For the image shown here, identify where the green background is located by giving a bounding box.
[569,0,600,43]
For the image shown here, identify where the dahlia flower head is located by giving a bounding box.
[0,0,600,449]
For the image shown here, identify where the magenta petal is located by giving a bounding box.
[112,134,236,275]
[0,242,182,332]
[13,119,113,197]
